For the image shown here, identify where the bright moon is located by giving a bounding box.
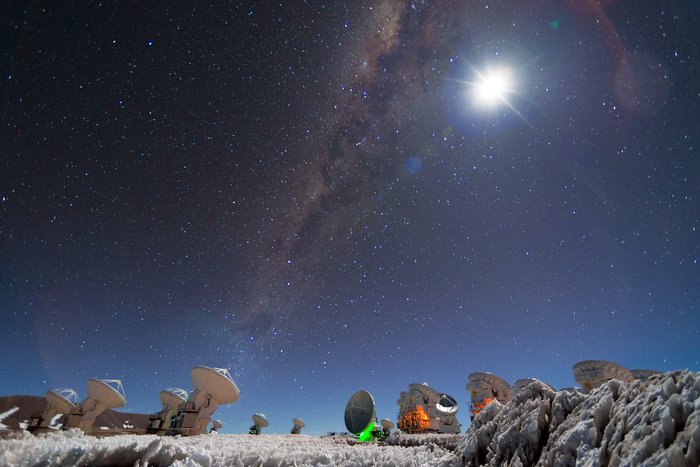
[472,67,514,107]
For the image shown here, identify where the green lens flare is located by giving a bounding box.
[357,422,374,442]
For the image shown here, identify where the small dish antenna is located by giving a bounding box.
[344,389,378,441]
[573,360,634,393]
[380,418,394,432]
[210,419,223,433]
[28,388,79,432]
[166,366,240,436]
[291,417,305,434]
[250,413,268,435]
[148,387,188,435]
[436,394,458,415]
[63,379,126,433]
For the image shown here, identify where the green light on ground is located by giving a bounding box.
[357,422,374,442]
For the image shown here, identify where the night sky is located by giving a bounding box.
[1,1,698,435]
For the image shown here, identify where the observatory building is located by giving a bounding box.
[63,379,126,434]
[466,372,510,420]
[396,383,461,434]
[166,366,240,436]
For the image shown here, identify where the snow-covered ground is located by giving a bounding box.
[460,370,699,466]
[1,371,698,466]
[0,430,459,466]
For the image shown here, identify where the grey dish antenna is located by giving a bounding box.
[291,417,305,434]
[344,389,376,434]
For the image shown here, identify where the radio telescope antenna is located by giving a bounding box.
[63,379,126,433]
[344,390,378,441]
[28,388,79,432]
[249,413,268,435]
[147,387,188,435]
[466,372,510,421]
[210,419,223,433]
[166,366,240,436]
[573,360,634,393]
[291,417,305,434]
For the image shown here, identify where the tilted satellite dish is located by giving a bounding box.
[148,387,188,435]
[344,390,377,436]
[46,388,79,414]
[253,413,269,428]
[28,388,79,432]
[291,417,305,434]
[380,418,394,431]
[210,420,223,432]
[88,379,126,409]
[160,388,188,410]
[63,379,126,433]
[192,366,240,404]
[166,366,240,436]
[466,372,510,420]
[250,413,268,435]
[573,360,634,393]
[630,369,661,380]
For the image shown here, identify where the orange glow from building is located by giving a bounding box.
[398,405,431,433]
[470,397,494,418]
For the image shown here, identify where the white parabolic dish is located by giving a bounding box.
[293,418,305,428]
[160,388,187,409]
[191,366,240,404]
[45,389,78,413]
[436,394,458,414]
[87,379,126,409]
[252,413,269,427]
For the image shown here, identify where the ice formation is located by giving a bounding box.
[459,370,699,466]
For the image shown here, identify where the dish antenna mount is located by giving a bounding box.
[344,389,379,441]
[166,366,240,436]
[147,387,188,435]
[28,388,79,432]
[63,379,126,433]
[249,413,268,435]
[291,417,305,434]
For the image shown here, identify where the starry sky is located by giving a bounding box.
[1,1,698,435]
